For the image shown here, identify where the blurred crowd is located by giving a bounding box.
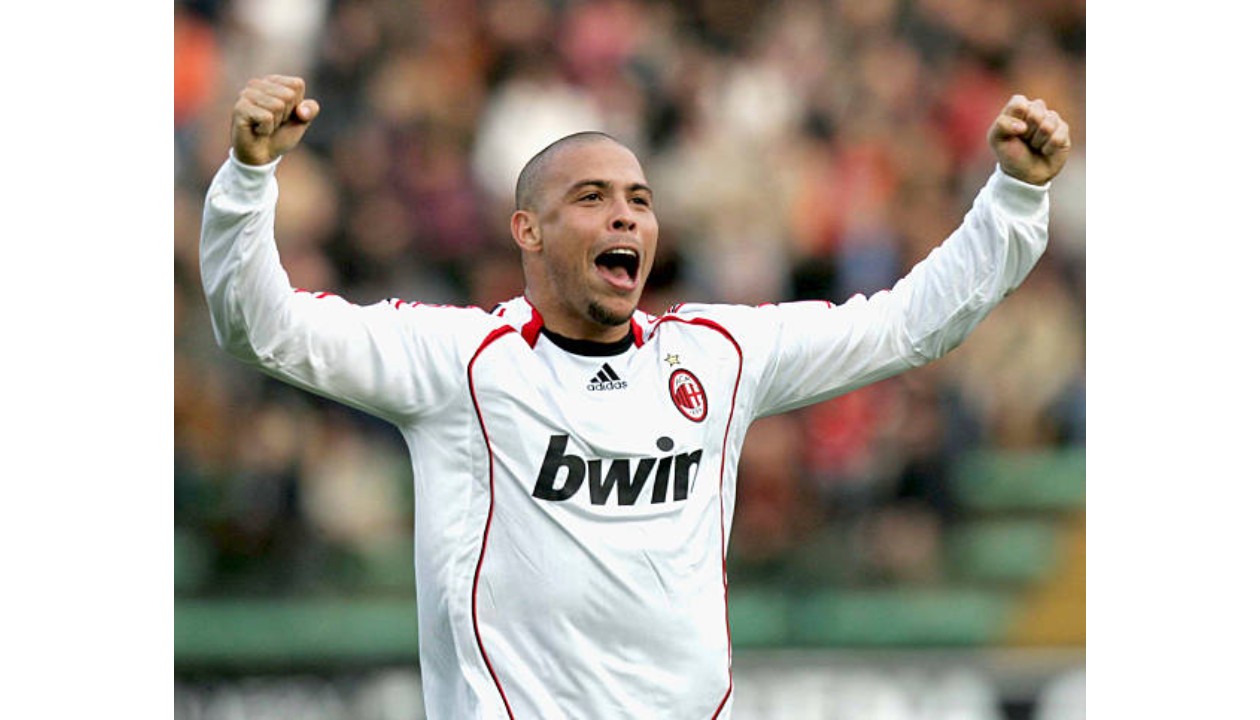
[174,0,1085,598]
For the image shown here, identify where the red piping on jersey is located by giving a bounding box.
[294,288,337,300]
[520,303,545,347]
[756,299,836,308]
[467,325,519,719]
[517,296,643,348]
[650,315,742,718]
[630,316,645,347]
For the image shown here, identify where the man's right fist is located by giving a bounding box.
[231,75,320,166]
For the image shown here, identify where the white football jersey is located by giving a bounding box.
[200,153,1050,719]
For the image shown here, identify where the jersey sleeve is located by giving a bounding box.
[722,166,1051,418]
[199,153,482,424]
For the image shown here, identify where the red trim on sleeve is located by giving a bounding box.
[293,288,338,300]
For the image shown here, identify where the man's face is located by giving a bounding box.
[524,139,658,340]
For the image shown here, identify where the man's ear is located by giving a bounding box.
[511,210,542,253]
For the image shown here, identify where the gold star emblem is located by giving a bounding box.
[665,354,681,367]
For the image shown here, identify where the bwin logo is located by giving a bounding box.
[587,363,628,391]
[532,434,703,506]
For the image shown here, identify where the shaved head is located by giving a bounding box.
[514,131,627,211]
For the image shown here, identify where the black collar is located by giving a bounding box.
[540,327,634,357]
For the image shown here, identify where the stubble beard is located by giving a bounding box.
[587,299,633,327]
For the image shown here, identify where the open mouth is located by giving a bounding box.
[594,247,640,289]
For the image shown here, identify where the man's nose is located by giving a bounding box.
[610,200,637,232]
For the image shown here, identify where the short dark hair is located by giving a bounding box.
[514,131,625,211]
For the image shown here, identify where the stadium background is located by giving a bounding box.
[173,0,1085,717]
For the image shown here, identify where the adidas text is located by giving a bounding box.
[587,363,627,392]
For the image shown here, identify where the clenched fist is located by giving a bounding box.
[988,95,1071,186]
[231,75,321,166]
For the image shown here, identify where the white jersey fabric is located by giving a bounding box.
[200,152,1050,719]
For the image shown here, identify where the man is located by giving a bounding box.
[201,74,1069,719]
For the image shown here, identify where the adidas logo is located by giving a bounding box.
[587,363,628,391]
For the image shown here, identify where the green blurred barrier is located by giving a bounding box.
[175,598,419,668]
[785,588,1012,647]
[177,587,1014,670]
[947,519,1060,585]
[951,446,1086,512]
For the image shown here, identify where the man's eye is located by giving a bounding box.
[580,193,600,202]
[632,197,651,207]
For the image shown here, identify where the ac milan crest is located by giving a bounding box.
[669,369,708,422]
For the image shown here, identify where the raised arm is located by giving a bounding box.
[749,95,1072,417]
[200,76,474,423]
